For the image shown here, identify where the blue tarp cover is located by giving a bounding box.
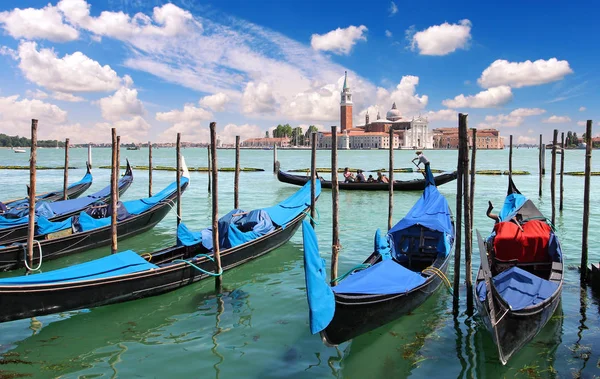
[374,228,392,260]
[36,216,73,235]
[124,177,187,215]
[0,251,157,285]
[333,259,426,295]
[388,165,453,237]
[177,223,202,247]
[0,215,30,229]
[301,220,335,334]
[476,266,559,311]
[263,180,321,228]
[498,193,527,222]
[77,211,111,232]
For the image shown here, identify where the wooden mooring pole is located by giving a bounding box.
[330,126,340,285]
[210,122,223,288]
[310,132,317,229]
[452,113,465,314]
[560,132,565,212]
[110,128,118,254]
[469,128,476,228]
[551,129,558,225]
[27,119,38,269]
[176,133,181,227]
[234,135,240,209]
[388,126,394,231]
[581,120,592,283]
[539,134,543,197]
[207,147,212,194]
[509,135,513,179]
[116,136,120,201]
[148,141,153,197]
[63,138,69,200]
[463,120,473,315]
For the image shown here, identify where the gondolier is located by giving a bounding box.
[412,151,430,168]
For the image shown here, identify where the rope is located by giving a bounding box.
[423,266,455,297]
[330,263,371,285]
[174,253,223,277]
[21,240,43,271]
[303,206,320,226]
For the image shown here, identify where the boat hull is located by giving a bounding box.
[0,210,305,323]
[277,170,457,191]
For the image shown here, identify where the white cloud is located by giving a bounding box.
[221,123,262,144]
[18,41,121,93]
[97,87,144,121]
[0,95,68,137]
[478,108,546,128]
[577,121,586,126]
[156,103,213,141]
[199,92,230,112]
[389,2,398,16]
[242,82,278,114]
[376,76,428,113]
[478,58,573,88]
[442,86,512,108]
[579,106,586,112]
[26,89,49,99]
[424,109,457,121]
[542,115,571,124]
[311,25,368,55]
[0,4,78,42]
[95,116,151,143]
[408,19,471,56]
[385,30,393,38]
[0,46,18,60]
[517,136,536,144]
[52,91,85,102]
[57,0,196,42]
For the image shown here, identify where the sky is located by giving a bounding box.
[0,0,598,145]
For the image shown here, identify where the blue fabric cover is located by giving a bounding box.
[476,266,559,311]
[201,209,275,251]
[388,165,453,238]
[77,211,111,232]
[124,177,187,215]
[73,171,93,186]
[36,216,73,235]
[333,259,426,295]
[263,180,321,228]
[301,220,335,334]
[374,228,392,260]
[0,215,30,229]
[548,232,563,262]
[177,223,202,247]
[498,193,527,222]
[0,251,157,285]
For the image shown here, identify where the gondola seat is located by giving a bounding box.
[332,260,426,295]
[393,225,444,267]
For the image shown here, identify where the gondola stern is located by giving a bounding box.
[181,155,190,182]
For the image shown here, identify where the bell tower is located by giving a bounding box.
[340,71,352,131]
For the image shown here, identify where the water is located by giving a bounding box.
[0,146,599,378]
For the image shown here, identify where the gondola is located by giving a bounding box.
[301,164,455,345]
[474,177,563,365]
[0,179,320,323]
[276,161,457,191]
[0,159,190,272]
[0,161,133,243]
[2,163,93,211]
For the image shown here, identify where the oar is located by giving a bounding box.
[476,230,506,364]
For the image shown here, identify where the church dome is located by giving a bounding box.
[386,102,402,121]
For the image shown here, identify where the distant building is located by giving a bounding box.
[318,72,434,149]
[433,128,504,149]
[241,137,290,148]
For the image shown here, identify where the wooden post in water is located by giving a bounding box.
[560,132,565,212]
[453,114,465,314]
[539,134,543,197]
[110,128,118,254]
[148,141,153,197]
[310,132,317,229]
[87,143,92,169]
[387,126,394,231]
[234,135,240,209]
[581,120,592,283]
[207,147,212,194]
[27,119,38,269]
[116,136,120,202]
[551,129,558,225]
[509,135,513,179]
[210,122,223,288]
[273,144,278,173]
[176,133,181,227]
[469,128,477,228]
[63,138,69,200]
[463,121,473,315]
[330,126,340,284]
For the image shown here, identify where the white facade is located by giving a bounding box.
[318,131,399,149]
[402,117,434,149]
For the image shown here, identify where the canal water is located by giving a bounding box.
[0,147,598,378]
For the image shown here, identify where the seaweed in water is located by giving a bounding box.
[0,371,32,379]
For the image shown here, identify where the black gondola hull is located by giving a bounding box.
[277,169,457,191]
[322,255,450,345]
[0,210,305,323]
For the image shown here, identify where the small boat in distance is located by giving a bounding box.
[127,145,140,150]
[12,147,26,153]
[475,177,563,365]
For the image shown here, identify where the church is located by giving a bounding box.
[318,72,434,149]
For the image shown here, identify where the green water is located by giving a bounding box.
[0,147,599,378]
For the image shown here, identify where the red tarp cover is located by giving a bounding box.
[493,220,551,262]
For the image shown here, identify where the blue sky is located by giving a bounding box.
[0,0,597,144]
